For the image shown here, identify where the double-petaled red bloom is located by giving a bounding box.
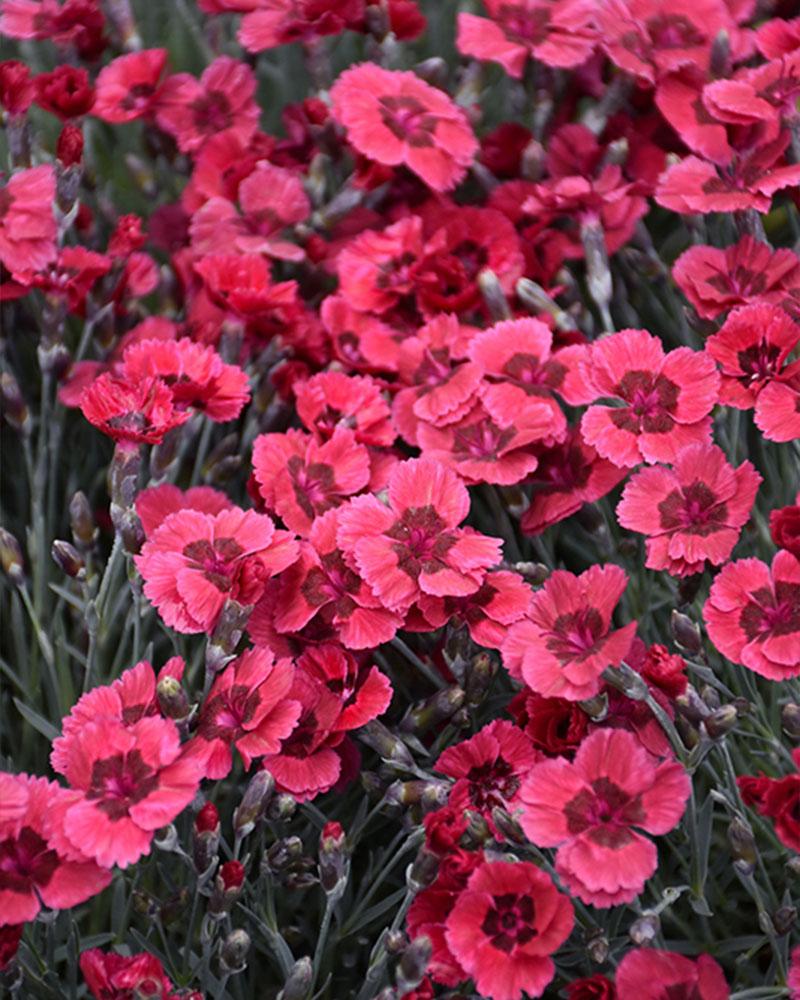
[330,63,478,192]
[80,948,185,1000]
[703,550,800,681]
[616,443,761,577]
[578,329,720,467]
[79,374,190,447]
[502,564,637,700]
[520,728,691,906]
[738,748,800,854]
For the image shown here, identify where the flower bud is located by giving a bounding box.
[206,600,252,675]
[1,372,30,435]
[710,29,730,78]
[581,218,612,328]
[264,837,304,876]
[193,802,220,874]
[700,684,721,711]
[267,792,297,822]
[0,528,24,586]
[516,278,577,332]
[56,123,83,167]
[153,824,179,852]
[772,905,796,937]
[358,720,415,769]
[69,491,97,551]
[395,935,431,994]
[491,806,528,845]
[478,269,511,321]
[385,930,407,955]
[728,817,757,874]
[586,930,609,964]
[319,821,348,898]
[278,957,313,1000]
[629,912,660,946]
[460,810,491,849]
[208,860,245,916]
[703,705,737,740]
[671,611,702,655]
[234,770,275,840]
[400,686,465,734]
[220,929,250,974]
[406,848,439,893]
[465,652,497,708]
[51,539,84,579]
[781,703,800,738]
[155,675,190,721]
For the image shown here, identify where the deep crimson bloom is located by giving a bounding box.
[703,550,800,680]
[0,924,23,971]
[53,715,201,868]
[444,859,574,1000]
[35,65,94,119]
[738,749,800,853]
[295,372,394,447]
[330,64,478,192]
[79,373,190,446]
[456,0,596,77]
[252,426,371,535]
[263,507,404,649]
[189,646,300,778]
[566,975,617,1000]
[0,165,57,273]
[672,237,800,321]
[0,774,111,925]
[50,658,184,773]
[770,492,800,557]
[520,428,629,536]
[502,565,637,700]
[336,457,502,614]
[705,303,800,409]
[121,337,251,422]
[136,484,233,537]
[636,642,688,700]
[155,56,259,154]
[194,253,299,320]
[616,443,761,577]
[135,506,298,634]
[417,569,531,648]
[0,60,35,115]
[238,0,364,52]
[93,49,167,123]
[296,643,392,731]
[436,720,539,817]
[520,728,690,906]
[80,948,181,1000]
[508,688,589,757]
[615,948,729,1000]
[578,329,720,467]
[752,366,800,443]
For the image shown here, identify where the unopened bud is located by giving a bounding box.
[51,539,84,578]
[478,269,511,321]
[267,792,297,822]
[465,652,497,708]
[358,720,415,769]
[0,372,30,434]
[516,278,577,332]
[264,836,304,876]
[69,491,97,550]
[586,930,609,964]
[728,817,757,873]
[521,138,545,181]
[156,675,190,721]
[400,687,465,734]
[710,29,730,78]
[396,935,431,994]
[579,692,609,722]
[209,860,245,916]
[700,685,721,711]
[629,912,660,946]
[160,887,189,926]
[460,810,491,849]
[206,600,252,675]
[220,929,250,974]
[385,930,407,956]
[704,704,737,740]
[671,611,702,655]
[510,561,549,585]
[407,848,439,893]
[781,703,800,738]
[0,528,24,586]
[319,821,348,898]
[773,905,796,936]
[581,218,612,327]
[491,806,528,845]
[278,957,313,1000]
[234,769,275,840]
[193,802,220,873]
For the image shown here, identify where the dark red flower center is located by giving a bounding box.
[87,750,159,820]
[192,89,233,134]
[464,756,519,811]
[546,607,604,663]
[288,456,336,520]
[658,481,727,536]
[379,95,436,147]
[645,14,706,49]
[452,419,516,460]
[497,4,550,45]
[121,82,156,112]
[481,892,537,953]
[564,777,645,848]
[183,536,244,591]
[387,505,454,579]
[0,827,59,892]
[739,581,800,641]
[610,370,679,434]
[737,342,783,382]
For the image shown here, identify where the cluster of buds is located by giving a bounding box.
[262,837,317,890]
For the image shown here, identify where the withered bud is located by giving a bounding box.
[629,912,660,946]
[0,528,24,586]
[51,539,84,579]
[386,780,449,811]
[728,817,757,873]
[153,824,179,852]
[395,935,432,994]
[220,929,250,975]
[400,686,465,734]
[675,686,711,726]
[491,806,528,846]
[586,930,610,965]
[234,770,275,840]
[406,848,439,893]
[703,704,737,740]
[772,905,796,937]
[478,269,511,321]
[671,610,702,655]
[0,372,30,434]
[358,720,415,768]
[278,957,313,1000]
[69,491,97,550]
[267,792,297,822]
[581,218,613,324]
[465,652,498,707]
[781,703,800,738]
[156,675,190,721]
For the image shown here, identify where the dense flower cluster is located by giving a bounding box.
[1,0,799,997]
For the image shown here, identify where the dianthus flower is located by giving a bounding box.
[252,426,371,534]
[238,0,363,52]
[0,774,111,925]
[93,49,167,123]
[566,975,616,1000]
[51,715,201,868]
[79,373,190,447]
[417,569,531,648]
[672,236,800,321]
[80,947,184,1000]
[771,493,800,558]
[188,646,300,779]
[502,564,637,700]
[135,484,233,537]
[262,507,403,647]
[330,63,478,192]
[0,59,35,115]
[435,720,539,818]
[578,329,720,467]
[135,506,298,634]
[121,337,251,422]
[194,252,299,320]
[738,749,800,853]
[753,368,800,443]
[0,164,57,273]
[456,0,596,77]
[10,246,111,313]
[35,65,94,119]
[155,55,259,154]
[444,859,574,1000]
[703,550,800,680]
[336,457,502,614]
[520,728,691,906]
[508,689,589,758]
[615,947,729,1000]
[616,443,761,577]
[705,303,800,410]
[295,371,394,447]
[296,643,393,731]
[757,17,800,59]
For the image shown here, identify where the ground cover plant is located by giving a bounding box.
[1,0,800,997]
